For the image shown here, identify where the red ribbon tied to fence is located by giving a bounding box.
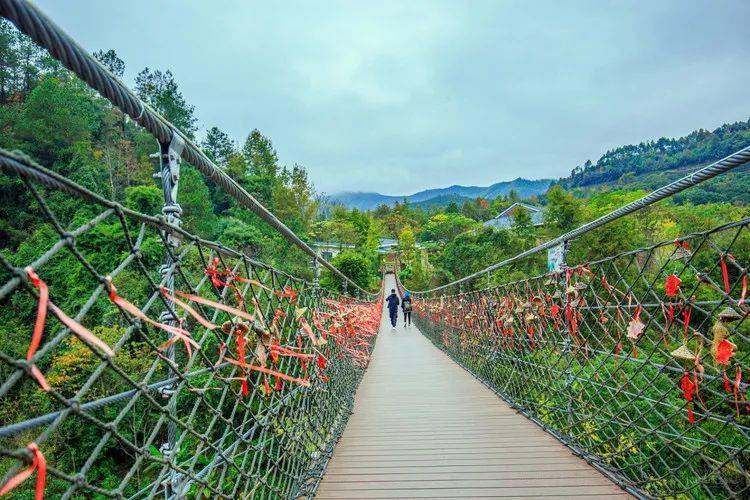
[665,274,681,297]
[25,268,114,391]
[680,372,697,424]
[0,442,46,500]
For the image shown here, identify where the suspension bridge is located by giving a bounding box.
[0,1,748,499]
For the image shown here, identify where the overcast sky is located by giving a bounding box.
[35,0,750,196]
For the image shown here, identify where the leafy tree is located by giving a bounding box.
[421,213,478,243]
[0,20,19,102]
[544,185,582,233]
[243,129,279,177]
[274,164,318,234]
[93,49,125,78]
[219,217,263,256]
[201,126,235,167]
[437,227,512,283]
[320,251,374,292]
[178,166,218,238]
[14,77,102,165]
[135,68,196,137]
[398,226,416,261]
[125,184,162,214]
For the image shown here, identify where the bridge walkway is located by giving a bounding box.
[316,275,629,499]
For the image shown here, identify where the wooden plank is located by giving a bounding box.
[322,470,614,481]
[317,486,629,498]
[320,478,616,490]
[316,275,629,499]
[324,463,593,475]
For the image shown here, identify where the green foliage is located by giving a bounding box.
[124,184,162,214]
[218,217,263,256]
[201,126,235,167]
[178,165,218,238]
[93,49,125,78]
[135,68,197,137]
[544,185,581,232]
[563,119,750,188]
[13,77,102,165]
[437,227,512,283]
[320,251,374,292]
[420,213,478,243]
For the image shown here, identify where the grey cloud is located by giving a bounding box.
[35,0,750,195]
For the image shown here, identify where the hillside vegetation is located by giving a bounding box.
[558,120,750,204]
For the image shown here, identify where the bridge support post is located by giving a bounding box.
[154,134,185,499]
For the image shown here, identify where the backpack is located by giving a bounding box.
[403,298,413,312]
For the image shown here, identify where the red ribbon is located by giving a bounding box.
[664,274,681,298]
[160,286,217,331]
[25,269,114,391]
[274,286,298,302]
[0,442,46,500]
[680,372,696,424]
[682,306,692,338]
[25,268,51,391]
[108,281,197,358]
[171,289,254,323]
[720,256,731,294]
[225,358,311,387]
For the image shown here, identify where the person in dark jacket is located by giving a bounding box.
[385,289,399,329]
[401,291,413,327]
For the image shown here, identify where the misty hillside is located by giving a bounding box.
[330,178,552,210]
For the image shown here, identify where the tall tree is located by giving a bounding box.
[544,185,581,233]
[135,68,196,137]
[93,49,125,78]
[0,20,19,102]
[242,128,279,177]
[201,126,235,167]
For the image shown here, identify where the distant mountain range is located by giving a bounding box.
[329,178,553,211]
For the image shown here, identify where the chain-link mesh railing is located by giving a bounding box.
[411,219,750,498]
[0,148,381,499]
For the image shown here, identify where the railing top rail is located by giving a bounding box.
[413,144,750,295]
[0,0,375,298]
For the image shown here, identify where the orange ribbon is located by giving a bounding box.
[25,269,114,391]
[108,280,197,358]
[0,443,46,500]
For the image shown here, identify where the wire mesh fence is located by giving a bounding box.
[412,218,750,498]
[0,149,381,499]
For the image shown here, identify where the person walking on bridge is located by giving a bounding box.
[385,288,400,330]
[401,291,413,328]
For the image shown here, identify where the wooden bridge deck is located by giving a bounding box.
[316,276,629,499]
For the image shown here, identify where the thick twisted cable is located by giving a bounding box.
[416,144,750,295]
[0,0,374,298]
